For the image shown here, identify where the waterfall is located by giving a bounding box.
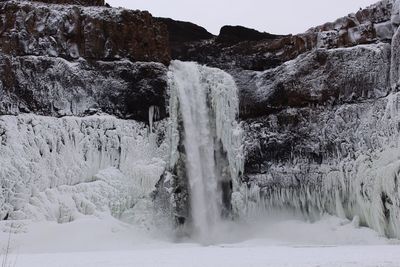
[168,61,243,243]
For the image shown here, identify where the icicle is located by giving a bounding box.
[149,105,155,133]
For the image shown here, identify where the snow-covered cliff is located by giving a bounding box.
[239,0,400,238]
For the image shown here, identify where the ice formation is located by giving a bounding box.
[242,91,400,238]
[167,61,243,243]
[0,114,167,223]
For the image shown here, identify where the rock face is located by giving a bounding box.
[0,1,170,63]
[240,43,392,118]
[216,25,283,45]
[167,0,394,72]
[0,55,168,120]
[155,17,214,60]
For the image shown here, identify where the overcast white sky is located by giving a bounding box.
[107,0,379,35]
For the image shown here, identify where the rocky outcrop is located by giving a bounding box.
[240,43,392,118]
[216,25,283,45]
[0,1,170,63]
[167,0,396,91]
[242,91,400,238]
[156,17,214,60]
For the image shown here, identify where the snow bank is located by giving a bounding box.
[0,213,398,267]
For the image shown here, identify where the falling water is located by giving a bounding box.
[168,61,243,243]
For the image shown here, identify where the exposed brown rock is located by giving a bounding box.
[0,1,170,64]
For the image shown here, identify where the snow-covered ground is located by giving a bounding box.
[1,215,399,267]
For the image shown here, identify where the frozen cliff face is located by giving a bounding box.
[0,0,171,227]
[0,114,168,222]
[0,54,168,121]
[0,1,170,63]
[242,92,400,238]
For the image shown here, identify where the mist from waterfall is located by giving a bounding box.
[168,60,243,244]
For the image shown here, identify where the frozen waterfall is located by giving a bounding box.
[168,61,243,243]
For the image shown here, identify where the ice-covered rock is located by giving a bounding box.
[240,43,392,118]
[0,54,168,121]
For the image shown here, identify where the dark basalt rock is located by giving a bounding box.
[216,25,284,45]
[156,17,214,60]
[157,17,214,43]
